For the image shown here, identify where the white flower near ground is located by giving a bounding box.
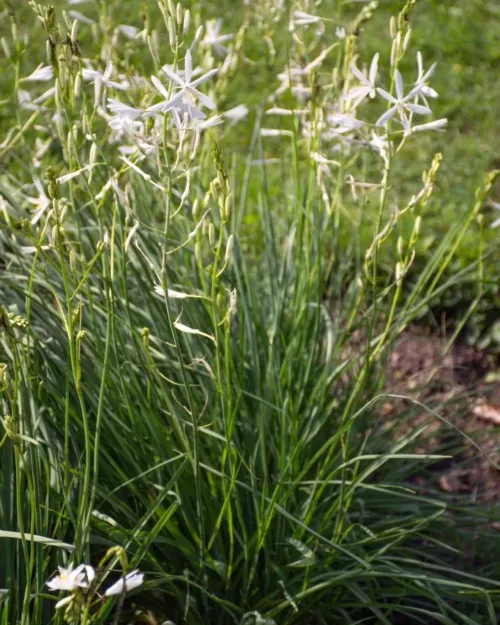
[104,570,144,596]
[46,564,95,592]
[202,19,233,57]
[346,54,379,106]
[21,65,54,82]
[376,70,432,131]
[26,177,50,225]
[145,51,218,119]
[490,202,500,228]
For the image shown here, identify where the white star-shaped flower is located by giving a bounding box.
[376,70,432,131]
[46,564,95,593]
[144,50,218,119]
[104,570,144,596]
[346,54,379,106]
[202,19,233,57]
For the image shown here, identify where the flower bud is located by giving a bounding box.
[208,223,215,247]
[389,16,397,39]
[183,9,190,37]
[167,16,177,48]
[71,19,78,43]
[1,37,11,59]
[73,73,82,100]
[224,234,234,264]
[89,142,98,167]
[402,28,412,53]
[395,261,402,285]
[147,33,160,65]
[397,236,404,257]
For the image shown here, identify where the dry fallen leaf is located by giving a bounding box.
[472,403,500,425]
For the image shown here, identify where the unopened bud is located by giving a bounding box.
[414,215,421,237]
[176,2,183,27]
[167,16,177,48]
[224,234,234,264]
[208,223,215,247]
[192,198,201,219]
[73,73,82,100]
[223,196,231,221]
[71,19,78,42]
[390,36,399,67]
[67,130,76,159]
[167,0,176,17]
[402,28,412,53]
[183,9,190,37]
[147,33,160,65]
[89,142,98,167]
[397,236,404,257]
[191,25,203,50]
[389,16,397,39]
[1,37,11,59]
[55,78,63,114]
[395,261,402,284]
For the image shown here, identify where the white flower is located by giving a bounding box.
[376,70,432,131]
[346,54,379,105]
[25,177,51,224]
[336,27,346,39]
[118,25,139,39]
[292,10,322,26]
[107,98,143,130]
[83,60,128,106]
[104,570,144,596]
[21,65,54,82]
[68,0,91,4]
[68,10,95,24]
[490,202,500,228]
[409,118,447,134]
[145,51,218,119]
[413,51,438,106]
[47,564,95,592]
[202,19,233,57]
[222,104,248,124]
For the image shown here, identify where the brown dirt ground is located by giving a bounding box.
[383,326,500,502]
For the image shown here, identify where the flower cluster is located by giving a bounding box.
[46,562,144,621]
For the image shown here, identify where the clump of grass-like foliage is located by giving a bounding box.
[0,0,499,623]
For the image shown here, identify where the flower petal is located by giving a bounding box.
[376,106,397,127]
